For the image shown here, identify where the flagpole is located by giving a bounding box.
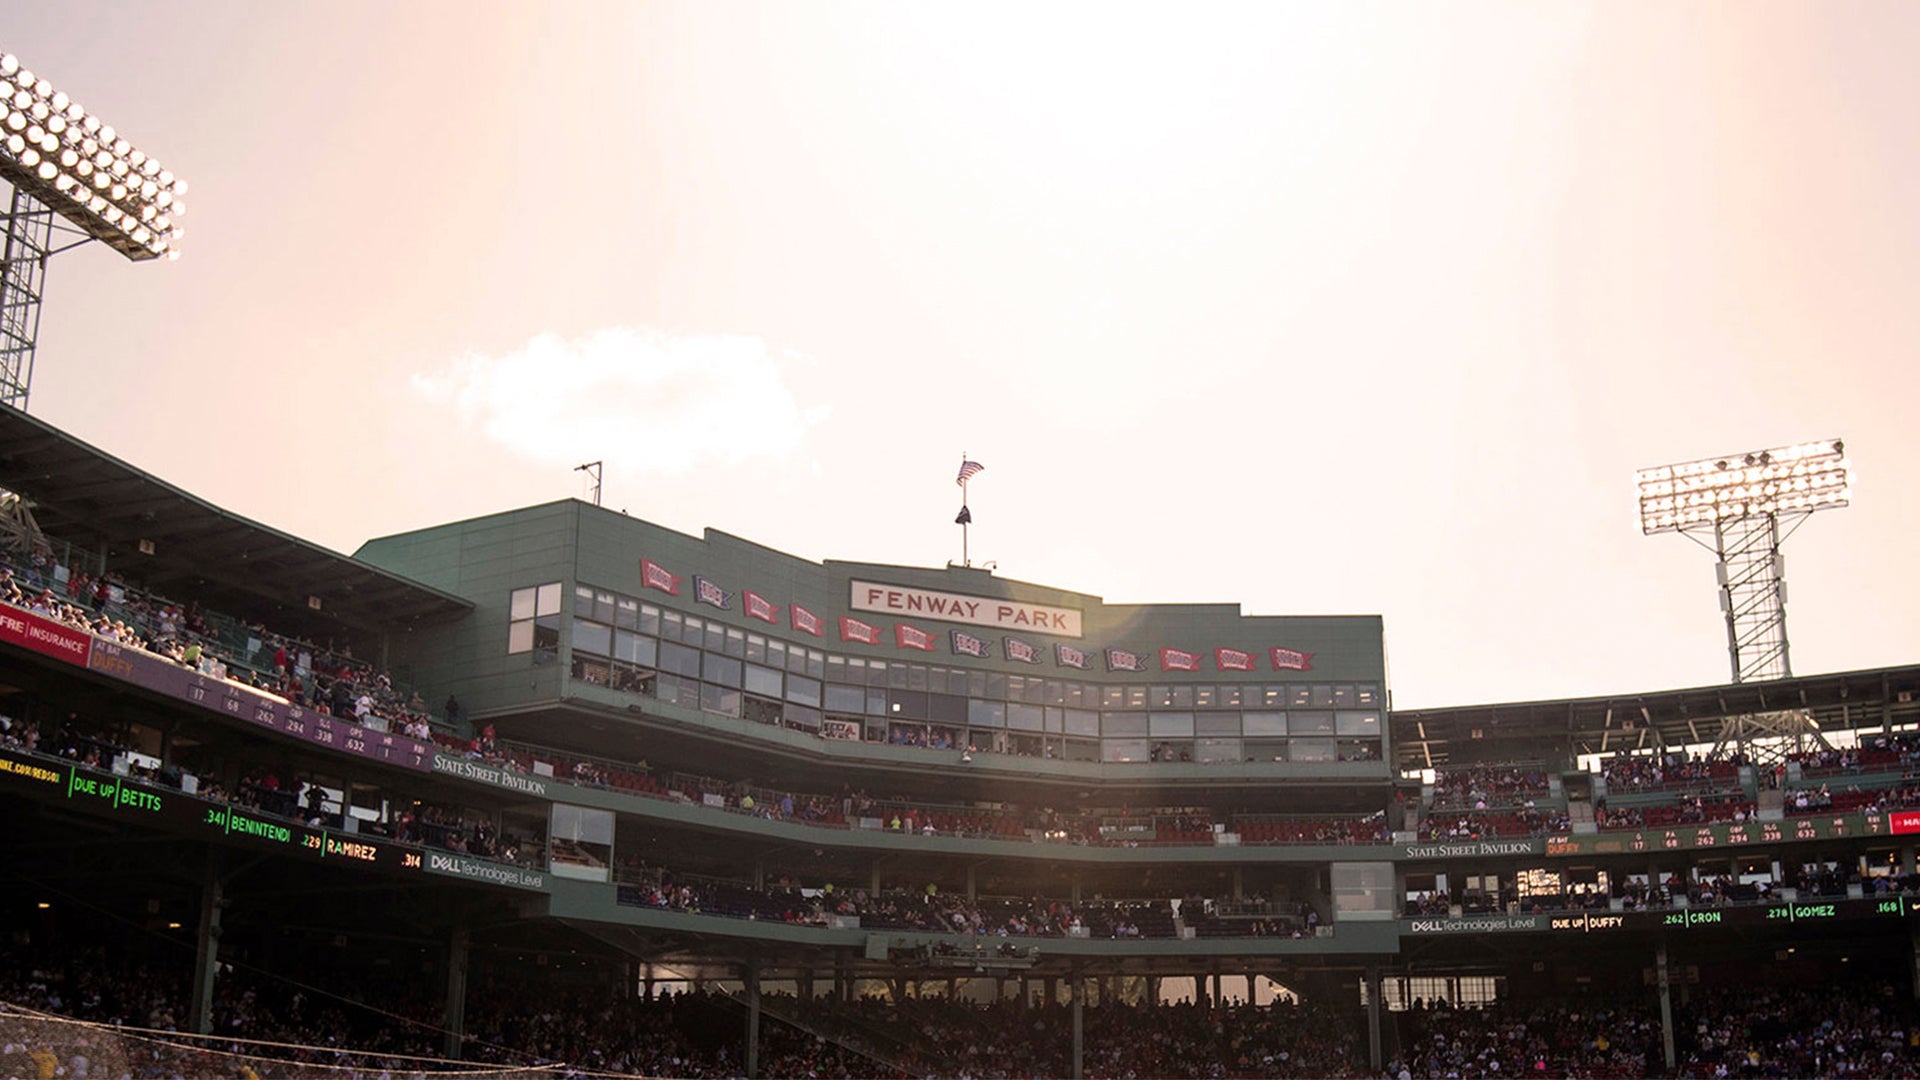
[960,451,970,568]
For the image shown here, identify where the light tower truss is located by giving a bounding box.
[0,48,187,410]
[1636,439,1850,764]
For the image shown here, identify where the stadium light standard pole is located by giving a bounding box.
[0,48,187,411]
[1635,439,1850,761]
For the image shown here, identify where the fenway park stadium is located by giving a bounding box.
[0,405,1915,1079]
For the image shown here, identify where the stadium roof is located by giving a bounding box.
[1391,662,1920,771]
[0,405,471,639]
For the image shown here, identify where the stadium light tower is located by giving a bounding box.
[0,48,186,411]
[1636,439,1849,762]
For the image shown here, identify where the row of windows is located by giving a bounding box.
[565,582,1380,708]
[576,653,1380,764]
[569,628,1382,740]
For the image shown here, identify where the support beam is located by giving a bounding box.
[1657,941,1676,1070]
[745,960,762,1080]
[1070,962,1084,1080]
[443,923,470,1059]
[188,849,222,1035]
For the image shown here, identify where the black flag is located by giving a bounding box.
[954,505,972,525]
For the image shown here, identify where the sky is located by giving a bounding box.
[4,2,1917,710]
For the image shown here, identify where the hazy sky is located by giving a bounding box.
[6,2,1917,709]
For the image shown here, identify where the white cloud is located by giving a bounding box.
[413,327,828,474]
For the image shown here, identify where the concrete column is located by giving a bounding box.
[188,850,223,1035]
[443,923,470,1059]
[643,963,655,1002]
[966,864,977,900]
[1365,966,1382,1072]
[1070,962,1085,1080]
[1657,941,1676,1070]
[745,961,762,1080]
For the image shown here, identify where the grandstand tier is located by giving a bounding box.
[6,411,1920,1077]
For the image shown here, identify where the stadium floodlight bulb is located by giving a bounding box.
[0,44,186,261]
[1635,439,1849,536]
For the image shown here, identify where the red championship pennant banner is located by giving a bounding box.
[1105,647,1147,673]
[1214,647,1257,672]
[896,623,936,651]
[1269,646,1316,671]
[1055,642,1090,670]
[790,604,824,637]
[839,616,882,645]
[1003,636,1039,664]
[950,629,991,658]
[639,558,681,595]
[744,591,781,624]
[1159,647,1203,672]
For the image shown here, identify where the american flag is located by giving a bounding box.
[956,459,984,486]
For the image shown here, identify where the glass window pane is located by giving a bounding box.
[808,649,824,679]
[658,641,701,679]
[507,620,534,654]
[1195,738,1241,764]
[1102,712,1149,736]
[986,673,1008,699]
[1193,686,1216,709]
[1008,703,1044,731]
[701,683,741,717]
[968,700,1006,728]
[1292,711,1335,735]
[572,618,612,658]
[1357,684,1381,707]
[726,628,745,657]
[746,634,766,663]
[595,591,617,624]
[789,647,811,675]
[1150,686,1175,708]
[868,661,890,687]
[1104,739,1150,763]
[1149,712,1194,737]
[1334,685,1357,708]
[786,675,822,708]
[1292,737,1337,762]
[1195,712,1241,737]
[574,585,596,617]
[1219,686,1244,708]
[683,617,705,646]
[535,582,562,617]
[1101,686,1125,709]
[705,622,725,652]
[640,604,660,636]
[1243,711,1287,736]
[616,596,639,630]
[866,689,888,716]
[702,653,742,688]
[1063,709,1099,736]
[744,664,783,698]
[825,684,866,713]
[510,588,536,621]
[1337,711,1381,736]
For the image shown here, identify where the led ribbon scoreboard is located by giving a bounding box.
[0,746,545,891]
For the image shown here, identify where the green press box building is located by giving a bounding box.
[355,499,1392,783]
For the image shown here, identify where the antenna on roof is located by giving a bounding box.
[574,462,602,507]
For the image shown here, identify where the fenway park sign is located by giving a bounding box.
[850,580,1084,638]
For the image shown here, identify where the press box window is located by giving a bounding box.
[508,583,563,654]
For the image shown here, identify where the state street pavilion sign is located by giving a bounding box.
[849,580,1084,638]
